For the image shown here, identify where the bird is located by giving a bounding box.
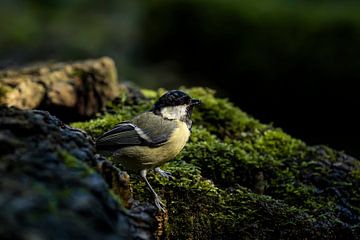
[95,90,201,211]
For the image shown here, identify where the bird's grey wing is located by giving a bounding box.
[131,112,177,146]
[95,121,142,147]
[95,112,176,150]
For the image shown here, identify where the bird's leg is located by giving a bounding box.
[155,167,174,179]
[140,169,165,212]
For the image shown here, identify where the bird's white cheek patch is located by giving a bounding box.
[160,105,188,120]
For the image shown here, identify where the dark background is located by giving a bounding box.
[1,0,359,157]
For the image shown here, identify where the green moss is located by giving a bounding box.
[58,150,129,206]
[71,87,360,239]
[184,87,264,140]
[71,99,153,137]
[0,83,12,100]
[71,114,124,137]
[179,126,351,218]
[352,168,360,180]
[177,127,305,191]
[140,88,161,99]
[58,150,95,176]
[132,160,345,239]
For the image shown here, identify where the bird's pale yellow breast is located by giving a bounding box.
[164,120,190,159]
[115,120,190,171]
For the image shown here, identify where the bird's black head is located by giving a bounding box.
[152,90,201,126]
[153,90,200,111]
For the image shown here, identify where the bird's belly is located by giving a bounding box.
[114,121,190,171]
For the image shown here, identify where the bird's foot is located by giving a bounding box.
[155,167,174,179]
[154,195,166,212]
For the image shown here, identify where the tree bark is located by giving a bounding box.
[0,107,156,240]
[0,57,119,121]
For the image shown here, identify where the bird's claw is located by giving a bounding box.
[155,167,174,179]
[154,195,166,212]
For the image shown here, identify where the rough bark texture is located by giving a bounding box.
[0,57,119,121]
[0,107,157,240]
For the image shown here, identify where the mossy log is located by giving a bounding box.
[0,73,359,239]
[73,87,360,239]
[0,57,119,121]
[0,107,158,240]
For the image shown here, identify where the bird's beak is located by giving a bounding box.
[190,99,201,106]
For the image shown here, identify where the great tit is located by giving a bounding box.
[95,90,200,211]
